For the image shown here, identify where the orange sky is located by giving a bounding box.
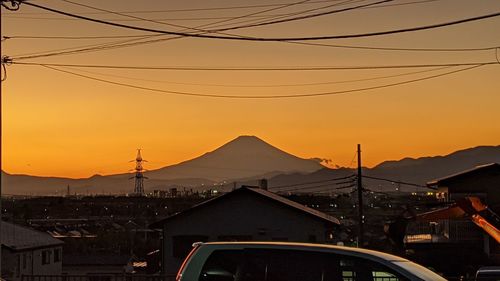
[1,0,500,178]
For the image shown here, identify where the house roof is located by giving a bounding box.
[1,221,63,251]
[150,186,339,228]
[427,163,500,187]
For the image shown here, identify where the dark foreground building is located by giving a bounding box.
[150,186,340,274]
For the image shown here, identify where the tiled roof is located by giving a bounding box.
[150,186,339,228]
[1,221,63,251]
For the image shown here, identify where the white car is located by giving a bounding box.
[176,242,447,281]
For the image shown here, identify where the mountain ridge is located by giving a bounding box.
[1,137,499,195]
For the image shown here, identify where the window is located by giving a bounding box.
[339,256,408,281]
[54,248,61,262]
[200,250,243,281]
[198,248,409,281]
[42,250,52,265]
[172,235,208,259]
[199,249,337,281]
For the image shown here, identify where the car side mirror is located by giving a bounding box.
[200,269,235,281]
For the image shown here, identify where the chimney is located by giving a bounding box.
[259,179,268,190]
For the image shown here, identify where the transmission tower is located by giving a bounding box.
[131,149,147,196]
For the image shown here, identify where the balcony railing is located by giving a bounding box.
[405,219,483,243]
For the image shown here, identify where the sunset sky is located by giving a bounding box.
[1,0,499,178]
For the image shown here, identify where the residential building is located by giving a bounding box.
[404,163,500,275]
[1,221,64,281]
[150,186,340,275]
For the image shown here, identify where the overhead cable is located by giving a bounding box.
[33,63,486,99]
[12,0,342,15]
[269,175,356,189]
[11,61,498,70]
[361,175,436,190]
[289,41,500,52]
[50,66,454,88]
[16,0,500,42]
[202,0,369,30]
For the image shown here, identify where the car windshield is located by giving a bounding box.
[393,261,447,281]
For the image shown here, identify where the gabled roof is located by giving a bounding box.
[427,163,500,187]
[1,221,63,251]
[150,187,339,228]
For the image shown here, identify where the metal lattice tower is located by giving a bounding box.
[131,149,147,196]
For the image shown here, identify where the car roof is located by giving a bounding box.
[477,266,500,272]
[201,241,409,262]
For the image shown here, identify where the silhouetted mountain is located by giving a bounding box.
[145,135,324,181]
[2,142,499,195]
[265,145,500,192]
[1,136,323,195]
[367,145,500,188]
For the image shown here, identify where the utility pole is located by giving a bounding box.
[357,144,364,247]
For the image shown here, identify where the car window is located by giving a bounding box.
[339,256,408,281]
[198,248,410,281]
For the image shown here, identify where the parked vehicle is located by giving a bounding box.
[176,242,447,281]
[475,266,500,281]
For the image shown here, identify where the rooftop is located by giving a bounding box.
[150,186,339,228]
[1,221,63,251]
[427,163,500,187]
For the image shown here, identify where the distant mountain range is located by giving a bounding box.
[264,145,500,192]
[1,136,499,195]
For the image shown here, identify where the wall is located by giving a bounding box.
[1,246,62,281]
[444,171,500,212]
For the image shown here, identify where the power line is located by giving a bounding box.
[11,61,498,70]
[361,0,440,9]
[3,13,326,22]
[12,0,342,15]
[9,36,160,60]
[16,1,500,42]
[4,2,494,59]
[361,175,436,190]
[49,65,454,88]
[289,41,500,52]
[6,36,498,65]
[189,0,319,30]
[201,0,367,30]
[2,35,154,40]
[269,175,356,189]
[277,182,356,193]
[6,0,350,59]
[2,1,441,22]
[31,63,487,99]
[58,0,241,36]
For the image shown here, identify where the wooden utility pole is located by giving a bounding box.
[357,144,364,247]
